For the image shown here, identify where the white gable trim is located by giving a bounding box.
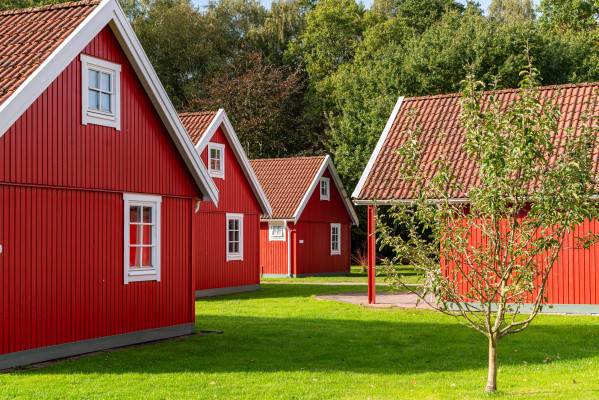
[193,109,273,217]
[0,0,219,206]
[292,155,359,225]
[351,96,404,200]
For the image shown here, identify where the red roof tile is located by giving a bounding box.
[249,156,326,219]
[0,0,100,107]
[355,82,599,201]
[179,111,218,145]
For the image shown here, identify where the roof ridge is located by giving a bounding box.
[251,155,328,162]
[403,81,599,103]
[179,111,218,117]
[0,0,101,16]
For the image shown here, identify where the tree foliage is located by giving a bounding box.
[377,55,599,392]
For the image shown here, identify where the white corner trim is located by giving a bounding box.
[207,142,225,179]
[194,109,273,217]
[292,155,360,226]
[351,96,404,200]
[123,193,162,284]
[81,54,121,130]
[0,0,219,206]
[226,213,244,262]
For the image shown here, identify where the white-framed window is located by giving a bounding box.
[330,223,341,255]
[320,177,330,200]
[123,194,162,283]
[269,221,286,241]
[81,55,121,130]
[208,143,225,179]
[226,213,243,261]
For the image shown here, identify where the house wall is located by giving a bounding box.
[193,127,263,294]
[259,221,292,275]
[0,26,198,358]
[294,221,351,275]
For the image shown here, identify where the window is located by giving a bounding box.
[208,143,225,179]
[269,222,286,241]
[330,223,341,255]
[320,177,330,200]
[81,55,121,130]
[226,213,243,261]
[123,194,162,283]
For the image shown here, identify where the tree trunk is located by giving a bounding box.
[485,337,498,392]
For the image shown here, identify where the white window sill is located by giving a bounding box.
[210,171,225,179]
[269,236,286,242]
[226,254,243,262]
[127,269,159,282]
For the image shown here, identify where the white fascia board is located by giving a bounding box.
[292,155,360,226]
[351,96,404,200]
[0,0,219,206]
[352,198,470,205]
[194,109,273,217]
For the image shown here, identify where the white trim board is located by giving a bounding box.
[190,109,273,217]
[292,155,359,226]
[351,96,404,200]
[0,0,219,206]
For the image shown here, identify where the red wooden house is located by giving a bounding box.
[179,110,272,297]
[0,0,220,369]
[250,156,358,277]
[353,84,599,312]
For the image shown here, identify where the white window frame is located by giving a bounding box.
[123,193,162,283]
[81,54,121,130]
[208,142,225,179]
[226,213,243,261]
[269,221,286,242]
[320,177,330,201]
[330,223,341,255]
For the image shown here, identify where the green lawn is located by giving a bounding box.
[261,265,424,285]
[2,284,599,399]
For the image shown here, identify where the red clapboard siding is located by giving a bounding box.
[443,214,599,305]
[294,222,351,275]
[0,26,201,199]
[193,212,260,290]
[298,169,353,224]
[0,184,194,355]
[259,221,290,275]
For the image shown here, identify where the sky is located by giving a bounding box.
[191,0,494,11]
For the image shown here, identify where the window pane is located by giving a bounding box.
[229,220,235,230]
[210,159,220,171]
[229,230,236,242]
[100,93,111,112]
[229,243,235,253]
[101,72,111,91]
[143,226,153,245]
[130,206,141,222]
[130,225,140,245]
[142,247,152,267]
[89,69,100,89]
[142,207,152,223]
[88,89,99,110]
[129,247,140,267]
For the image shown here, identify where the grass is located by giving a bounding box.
[2,284,599,399]
[261,265,424,285]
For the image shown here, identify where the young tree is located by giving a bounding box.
[377,52,599,392]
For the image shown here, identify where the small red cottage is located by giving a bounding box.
[354,84,599,312]
[250,156,358,277]
[0,0,219,369]
[179,110,272,297]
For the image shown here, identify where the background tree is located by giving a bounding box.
[377,57,599,392]
[538,0,599,31]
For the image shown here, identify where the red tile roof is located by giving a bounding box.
[179,111,218,145]
[0,1,100,107]
[355,82,599,201]
[250,156,326,219]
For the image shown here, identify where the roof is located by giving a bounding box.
[179,111,218,145]
[179,109,273,216]
[251,155,359,224]
[353,82,599,202]
[0,0,219,205]
[0,1,101,107]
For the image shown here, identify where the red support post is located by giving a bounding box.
[367,204,376,304]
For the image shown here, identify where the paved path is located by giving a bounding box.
[315,290,434,309]
[261,281,424,287]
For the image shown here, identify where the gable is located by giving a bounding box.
[299,167,353,224]
[0,26,200,197]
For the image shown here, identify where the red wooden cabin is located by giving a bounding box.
[250,156,358,277]
[353,84,599,312]
[179,110,272,297]
[0,0,220,369]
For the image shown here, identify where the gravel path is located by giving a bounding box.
[315,290,434,309]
